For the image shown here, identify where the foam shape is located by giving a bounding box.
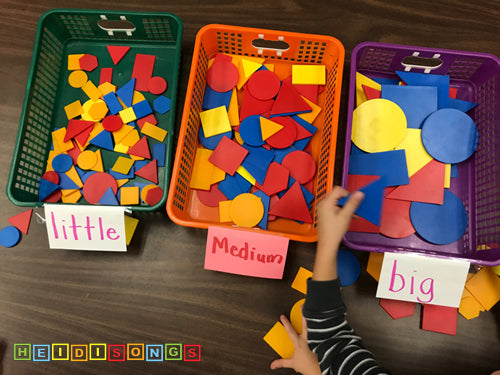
[239,59,262,87]
[152,143,166,167]
[77,150,98,170]
[135,159,158,184]
[348,150,409,187]
[292,116,313,141]
[379,198,415,239]
[216,200,232,223]
[141,122,167,142]
[197,184,228,207]
[356,72,382,106]
[387,159,445,204]
[106,45,130,64]
[119,186,140,205]
[112,124,134,144]
[228,193,264,228]
[67,54,83,70]
[281,150,316,184]
[112,156,135,175]
[395,128,433,177]
[202,85,232,110]
[269,181,313,223]
[270,81,312,117]
[79,54,98,72]
[82,172,117,204]
[65,119,94,142]
[260,117,283,140]
[42,171,60,184]
[52,154,73,173]
[52,128,75,153]
[81,170,97,183]
[367,252,384,281]
[123,215,139,245]
[352,98,407,153]
[290,298,305,334]
[199,126,232,150]
[236,166,256,185]
[208,136,248,175]
[239,86,274,121]
[345,174,380,233]
[89,130,114,151]
[396,71,450,109]
[239,115,265,146]
[294,83,318,104]
[131,54,156,91]
[127,136,151,159]
[43,189,62,203]
[148,76,167,95]
[121,129,140,147]
[265,116,298,149]
[297,96,321,124]
[58,171,80,189]
[421,108,478,164]
[410,190,468,245]
[263,321,294,359]
[190,148,214,190]
[103,91,123,115]
[459,286,483,320]
[292,64,325,85]
[139,184,155,202]
[446,97,477,112]
[90,150,104,172]
[421,304,457,335]
[99,67,113,85]
[60,188,82,203]
[144,186,163,206]
[291,115,318,136]
[119,107,137,124]
[240,145,274,185]
[64,100,83,119]
[0,226,21,248]
[362,84,381,100]
[228,88,240,126]
[291,266,312,294]
[338,177,386,226]
[337,249,361,286]
[38,177,59,201]
[207,60,239,92]
[116,78,136,107]
[211,165,226,185]
[379,298,416,319]
[465,267,500,311]
[218,175,245,199]
[381,85,438,129]
[102,115,123,132]
[252,190,270,230]
[68,70,88,88]
[200,106,231,138]
[98,186,119,206]
[82,80,102,101]
[132,100,153,119]
[99,81,116,96]
[7,209,33,235]
[257,162,289,196]
[247,69,281,100]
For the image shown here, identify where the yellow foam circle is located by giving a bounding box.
[290,298,305,334]
[229,193,264,228]
[68,70,88,88]
[352,98,407,153]
[77,150,98,170]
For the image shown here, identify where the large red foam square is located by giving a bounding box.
[208,136,248,176]
[421,304,457,335]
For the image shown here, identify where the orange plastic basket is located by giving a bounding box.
[167,24,344,242]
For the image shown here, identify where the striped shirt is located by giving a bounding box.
[303,278,391,375]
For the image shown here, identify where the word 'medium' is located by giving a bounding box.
[14,343,201,362]
[212,236,284,264]
[50,212,120,241]
[389,259,434,303]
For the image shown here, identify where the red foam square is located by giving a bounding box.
[421,304,457,335]
[208,136,249,176]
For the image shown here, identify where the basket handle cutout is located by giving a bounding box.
[401,53,443,73]
[98,15,136,36]
[252,35,289,56]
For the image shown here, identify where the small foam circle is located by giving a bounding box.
[68,70,88,88]
[0,226,21,248]
[52,154,73,173]
[229,193,264,228]
[77,150,98,170]
[102,115,123,132]
[147,76,168,95]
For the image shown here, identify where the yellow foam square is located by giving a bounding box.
[112,156,134,175]
[120,129,140,147]
[68,54,84,70]
[61,189,82,203]
[291,267,313,294]
[64,100,83,120]
[119,107,137,124]
[236,165,256,185]
[292,64,326,85]
[263,322,294,359]
[200,106,231,138]
[465,267,500,311]
[298,96,322,124]
[82,80,103,101]
[228,88,240,126]
[98,82,116,96]
[120,186,140,206]
[219,200,232,223]
[189,148,214,190]
[356,72,382,107]
[396,129,433,177]
[124,215,139,245]
[113,124,134,144]
[141,122,167,142]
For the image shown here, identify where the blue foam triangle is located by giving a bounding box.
[446,97,477,112]
[98,187,118,206]
[89,130,114,151]
[291,115,318,136]
[253,190,270,230]
[38,178,60,201]
[337,176,386,226]
[116,78,136,107]
[58,173,80,190]
[396,71,450,109]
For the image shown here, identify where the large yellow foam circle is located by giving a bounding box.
[229,193,264,228]
[290,298,305,334]
[352,98,407,153]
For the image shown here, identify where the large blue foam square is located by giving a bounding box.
[348,150,409,186]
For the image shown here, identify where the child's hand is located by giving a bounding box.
[270,314,321,375]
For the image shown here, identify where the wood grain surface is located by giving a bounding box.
[0,1,499,374]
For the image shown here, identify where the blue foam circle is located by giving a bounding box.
[199,127,233,150]
[239,114,265,146]
[0,226,21,248]
[337,249,361,286]
[52,154,73,173]
[410,190,468,245]
[421,108,478,163]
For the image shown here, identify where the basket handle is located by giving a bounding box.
[98,15,136,36]
[251,35,290,56]
[401,53,443,73]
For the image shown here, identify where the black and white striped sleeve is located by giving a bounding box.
[302,278,390,375]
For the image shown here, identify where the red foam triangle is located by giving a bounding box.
[67,141,82,164]
[107,45,130,65]
[127,136,151,159]
[270,80,311,117]
[74,125,94,147]
[362,85,381,100]
[292,117,313,141]
[7,209,33,235]
[64,119,95,142]
[283,76,319,104]
[269,181,312,223]
[135,159,158,184]
[386,159,445,204]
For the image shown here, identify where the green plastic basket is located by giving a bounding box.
[7,9,182,211]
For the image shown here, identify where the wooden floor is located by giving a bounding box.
[0,1,499,374]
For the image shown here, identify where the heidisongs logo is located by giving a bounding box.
[14,343,201,362]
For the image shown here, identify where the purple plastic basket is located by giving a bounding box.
[343,42,500,266]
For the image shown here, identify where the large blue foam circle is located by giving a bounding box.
[0,226,21,248]
[421,108,478,164]
[410,190,468,245]
[199,127,233,150]
[337,249,361,286]
[239,114,265,146]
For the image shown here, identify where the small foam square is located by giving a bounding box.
[421,304,457,335]
[119,107,137,124]
[67,54,83,70]
[64,100,83,120]
[132,100,153,119]
[119,186,140,205]
[200,106,231,137]
[263,322,294,359]
[112,156,135,175]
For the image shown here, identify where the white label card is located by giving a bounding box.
[376,252,469,307]
[44,205,127,252]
